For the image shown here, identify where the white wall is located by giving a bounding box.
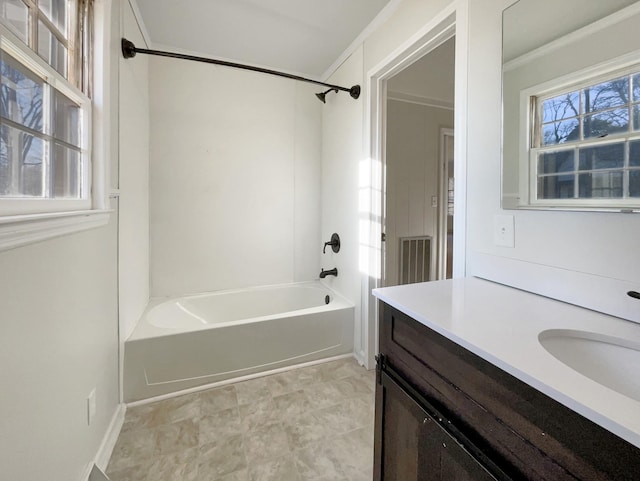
[464,0,640,323]
[118,0,150,340]
[0,1,122,479]
[0,213,119,481]
[320,0,640,368]
[385,100,453,286]
[148,59,321,297]
[321,0,454,365]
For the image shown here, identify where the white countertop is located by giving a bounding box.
[373,277,640,449]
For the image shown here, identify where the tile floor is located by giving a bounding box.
[106,357,376,481]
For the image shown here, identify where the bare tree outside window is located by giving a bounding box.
[534,69,640,201]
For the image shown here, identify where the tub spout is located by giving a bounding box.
[320,268,338,278]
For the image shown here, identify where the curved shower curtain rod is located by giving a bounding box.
[121,38,361,102]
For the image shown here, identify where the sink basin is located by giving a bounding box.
[539,329,640,402]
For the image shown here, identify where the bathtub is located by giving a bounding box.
[123,281,354,402]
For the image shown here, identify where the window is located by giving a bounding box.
[0,0,106,250]
[530,66,640,208]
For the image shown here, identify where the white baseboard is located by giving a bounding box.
[81,403,127,480]
[95,403,126,470]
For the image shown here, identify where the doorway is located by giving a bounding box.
[383,36,456,287]
[360,8,467,369]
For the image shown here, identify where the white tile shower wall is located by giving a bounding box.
[119,0,150,341]
[148,59,322,297]
[320,45,365,357]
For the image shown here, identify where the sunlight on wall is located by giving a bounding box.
[358,157,384,279]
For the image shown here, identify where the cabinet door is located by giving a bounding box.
[377,370,500,481]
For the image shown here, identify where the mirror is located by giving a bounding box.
[502,0,640,211]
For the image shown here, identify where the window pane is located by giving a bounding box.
[0,123,45,196]
[38,20,67,77]
[39,0,67,36]
[542,92,580,124]
[51,143,80,198]
[583,108,629,139]
[0,0,28,42]
[578,143,624,171]
[632,104,640,132]
[543,119,579,145]
[539,150,574,174]
[54,90,80,146]
[633,74,640,102]
[583,77,628,114]
[630,140,640,167]
[578,171,623,198]
[0,51,44,132]
[538,174,574,199]
[630,170,640,197]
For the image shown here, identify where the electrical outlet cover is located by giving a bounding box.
[87,389,96,425]
[494,215,515,248]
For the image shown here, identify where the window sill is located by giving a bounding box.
[0,209,112,252]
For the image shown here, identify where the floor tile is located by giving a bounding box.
[105,461,152,481]
[210,469,250,481]
[146,447,199,481]
[243,421,290,463]
[266,370,301,397]
[248,454,300,481]
[199,407,242,445]
[200,385,238,415]
[282,410,334,449]
[235,377,273,406]
[154,418,199,455]
[109,358,376,481]
[156,392,202,425]
[272,389,311,418]
[239,397,281,431]
[108,427,157,472]
[199,434,247,478]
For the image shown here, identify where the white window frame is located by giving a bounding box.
[0,9,110,251]
[518,51,640,212]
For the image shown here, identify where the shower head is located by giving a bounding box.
[315,88,339,103]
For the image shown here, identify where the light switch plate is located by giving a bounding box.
[494,215,515,248]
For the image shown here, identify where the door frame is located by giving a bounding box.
[359,2,469,369]
[438,127,455,280]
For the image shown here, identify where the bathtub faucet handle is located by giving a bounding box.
[320,268,338,278]
[323,233,341,254]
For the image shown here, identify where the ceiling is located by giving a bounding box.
[134,0,392,78]
[388,37,455,106]
[503,0,638,63]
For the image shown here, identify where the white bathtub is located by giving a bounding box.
[123,282,354,401]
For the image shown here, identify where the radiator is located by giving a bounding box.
[399,236,432,284]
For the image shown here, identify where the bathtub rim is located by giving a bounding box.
[127,280,354,341]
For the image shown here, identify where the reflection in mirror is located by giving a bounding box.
[501,0,640,211]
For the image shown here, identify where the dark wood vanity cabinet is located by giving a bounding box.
[377,368,499,481]
[373,302,640,481]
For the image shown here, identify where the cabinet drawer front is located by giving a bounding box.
[379,303,640,480]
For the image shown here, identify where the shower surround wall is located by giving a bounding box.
[149,58,322,297]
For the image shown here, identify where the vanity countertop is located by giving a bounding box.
[372,277,640,449]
